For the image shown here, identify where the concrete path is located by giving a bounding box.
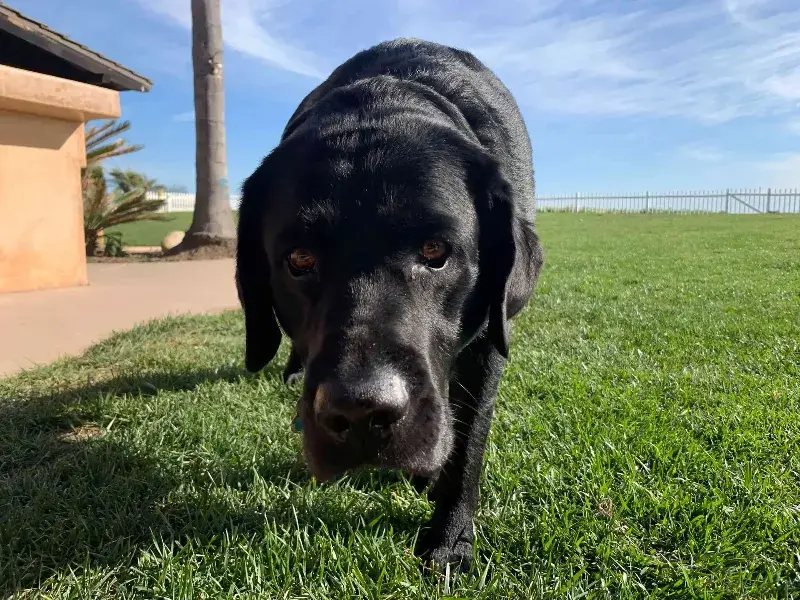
[0,259,239,378]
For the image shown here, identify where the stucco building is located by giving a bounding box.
[0,3,152,293]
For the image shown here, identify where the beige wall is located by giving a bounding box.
[0,111,88,293]
[0,65,121,294]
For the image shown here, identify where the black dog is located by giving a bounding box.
[236,38,543,570]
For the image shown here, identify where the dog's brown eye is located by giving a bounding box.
[287,248,316,275]
[420,240,449,268]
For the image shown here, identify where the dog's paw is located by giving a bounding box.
[283,370,304,386]
[416,521,475,573]
[427,538,474,573]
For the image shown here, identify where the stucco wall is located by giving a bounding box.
[0,110,88,293]
[0,64,121,294]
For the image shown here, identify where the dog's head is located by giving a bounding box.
[236,123,529,480]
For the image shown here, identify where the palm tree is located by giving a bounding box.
[108,168,165,195]
[80,124,167,256]
[82,120,143,205]
[83,166,168,255]
[169,0,236,255]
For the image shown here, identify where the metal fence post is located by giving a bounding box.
[725,189,730,213]
[766,188,771,213]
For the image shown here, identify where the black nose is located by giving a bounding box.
[313,372,409,443]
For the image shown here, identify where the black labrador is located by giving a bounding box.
[236,38,544,570]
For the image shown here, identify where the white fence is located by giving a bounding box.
[536,188,800,214]
[147,191,241,212]
[148,188,800,215]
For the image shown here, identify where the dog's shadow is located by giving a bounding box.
[0,364,428,593]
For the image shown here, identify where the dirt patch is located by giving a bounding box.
[58,425,104,443]
[88,236,236,263]
[597,498,614,517]
[164,240,236,260]
[88,245,235,263]
[88,253,163,263]
[164,236,237,260]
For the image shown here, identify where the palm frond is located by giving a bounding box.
[84,119,142,166]
[83,170,112,231]
[100,195,170,228]
[108,168,159,194]
[83,167,167,233]
[85,120,131,153]
[81,120,162,255]
[86,142,144,165]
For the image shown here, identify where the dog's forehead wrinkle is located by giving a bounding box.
[299,198,337,226]
[292,199,470,256]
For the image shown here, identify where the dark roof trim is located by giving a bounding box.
[0,2,153,92]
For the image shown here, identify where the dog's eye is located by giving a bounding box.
[420,240,449,269]
[287,248,317,276]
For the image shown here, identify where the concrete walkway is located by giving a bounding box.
[0,259,239,377]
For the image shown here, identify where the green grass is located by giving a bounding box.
[106,213,193,247]
[2,213,799,598]
[106,212,239,247]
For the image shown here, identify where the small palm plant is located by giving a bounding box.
[108,168,166,195]
[82,120,168,255]
[83,166,168,256]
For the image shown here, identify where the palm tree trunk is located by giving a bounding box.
[183,0,236,248]
[85,230,99,257]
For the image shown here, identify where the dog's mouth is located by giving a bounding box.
[295,394,453,482]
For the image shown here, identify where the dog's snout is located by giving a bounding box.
[314,372,409,443]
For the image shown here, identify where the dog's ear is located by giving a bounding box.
[236,158,283,372]
[482,170,516,359]
[467,150,540,359]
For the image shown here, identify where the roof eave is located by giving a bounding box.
[0,4,153,92]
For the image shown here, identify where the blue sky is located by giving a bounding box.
[16,0,800,195]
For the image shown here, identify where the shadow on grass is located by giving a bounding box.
[0,363,425,593]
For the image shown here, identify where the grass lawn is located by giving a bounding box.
[2,214,799,598]
[107,212,239,247]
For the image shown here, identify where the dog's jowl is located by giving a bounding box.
[236,38,544,570]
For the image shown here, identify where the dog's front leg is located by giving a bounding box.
[282,345,304,385]
[416,336,504,572]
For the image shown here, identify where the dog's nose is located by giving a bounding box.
[313,372,409,443]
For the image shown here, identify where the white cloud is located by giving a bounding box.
[137,0,800,122]
[757,153,800,188]
[395,0,800,122]
[762,71,800,100]
[172,111,194,122]
[136,0,322,78]
[725,0,771,31]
